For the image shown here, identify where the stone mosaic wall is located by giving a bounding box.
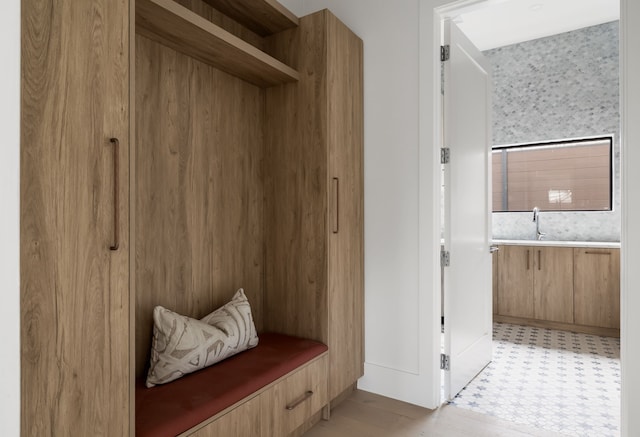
[485,21,620,241]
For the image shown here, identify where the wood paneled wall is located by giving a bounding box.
[135,36,265,377]
[263,13,330,343]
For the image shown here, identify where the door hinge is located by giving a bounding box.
[440,353,450,371]
[440,249,450,267]
[440,45,450,62]
[441,147,450,164]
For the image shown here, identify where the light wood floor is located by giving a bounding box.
[304,390,565,437]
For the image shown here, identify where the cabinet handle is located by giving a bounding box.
[286,390,314,411]
[526,250,530,270]
[538,250,541,270]
[109,138,119,251]
[332,177,339,234]
[585,251,611,255]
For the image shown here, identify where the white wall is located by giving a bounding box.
[0,0,20,435]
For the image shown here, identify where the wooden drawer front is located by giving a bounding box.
[260,355,328,437]
[187,396,260,437]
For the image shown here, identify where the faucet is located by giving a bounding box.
[532,207,546,240]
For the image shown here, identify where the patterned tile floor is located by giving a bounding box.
[449,322,620,437]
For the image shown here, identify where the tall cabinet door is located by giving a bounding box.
[327,12,364,400]
[21,0,131,435]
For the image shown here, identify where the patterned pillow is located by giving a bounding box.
[145,288,259,387]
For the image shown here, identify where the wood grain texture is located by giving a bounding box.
[21,0,130,434]
[174,0,265,50]
[533,247,574,323]
[574,248,620,329]
[136,0,299,87]
[202,0,298,36]
[187,396,261,437]
[129,0,137,433]
[263,12,330,343]
[264,10,364,403]
[326,12,365,401]
[261,355,328,437]
[497,245,534,318]
[135,36,264,378]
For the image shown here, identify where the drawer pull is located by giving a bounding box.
[585,251,611,255]
[109,138,120,251]
[286,390,314,411]
[332,177,339,234]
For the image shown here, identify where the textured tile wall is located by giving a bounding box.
[485,21,620,242]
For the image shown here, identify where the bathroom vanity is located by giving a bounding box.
[493,240,620,337]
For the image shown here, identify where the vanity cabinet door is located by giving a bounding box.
[497,245,534,318]
[492,249,499,315]
[574,248,620,329]
[533,247,574,323]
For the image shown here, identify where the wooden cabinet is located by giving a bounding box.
[497,245,572,323]
[22,0,362,434]
[21,0,131,435]
[326,12,365,402]
[497,246,534,318]
[492,250,499,315]
[574,248,620,329]
[495,244,620,335]
[533,247,574,323]
[264,9,364,404]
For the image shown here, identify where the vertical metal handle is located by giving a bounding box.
[109,138,119,251]
[537,250,541,270]
[332,177,339,234]
[526,250,530,270]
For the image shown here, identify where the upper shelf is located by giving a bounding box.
[136,0,300,88]
[201,0,299,36]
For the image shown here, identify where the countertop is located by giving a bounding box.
[493,239,620,249]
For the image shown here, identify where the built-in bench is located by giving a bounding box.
[136,333,329,437]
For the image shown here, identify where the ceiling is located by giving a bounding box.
[454,0,620,51]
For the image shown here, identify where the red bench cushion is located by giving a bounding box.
[136,333,328,437]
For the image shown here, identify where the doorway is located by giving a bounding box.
[432,2,620,430]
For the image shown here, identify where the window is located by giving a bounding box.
[492,137,613,212]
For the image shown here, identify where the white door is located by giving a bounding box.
[442,20,493,401]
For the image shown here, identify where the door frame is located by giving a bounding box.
[423,0,634,433]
